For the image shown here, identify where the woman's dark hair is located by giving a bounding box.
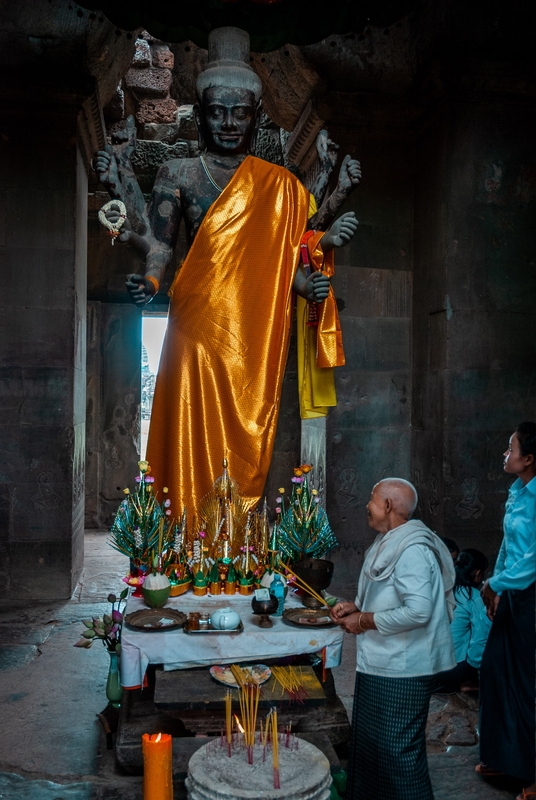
[516,421,536,458]
[454,548,489,600]
[440,536,459,555]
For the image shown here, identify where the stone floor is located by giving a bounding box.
[0,532,524,799]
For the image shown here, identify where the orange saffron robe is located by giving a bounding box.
[147,156,311,516]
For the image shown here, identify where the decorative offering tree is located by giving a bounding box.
[275,465,338,562]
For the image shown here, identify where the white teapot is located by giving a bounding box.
[210,607,241,631]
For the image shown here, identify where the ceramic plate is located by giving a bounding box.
[124,608,187,630]
[209,664,272,687]
[282,608,334,628]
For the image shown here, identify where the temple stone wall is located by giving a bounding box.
[0,112,87,600]
[325,126,414,587]
[412,88,536,565]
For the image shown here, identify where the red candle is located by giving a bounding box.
[142,732,173,800]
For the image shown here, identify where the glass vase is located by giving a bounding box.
[106,650,123,708]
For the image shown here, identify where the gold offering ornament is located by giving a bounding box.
[98,199,127,245]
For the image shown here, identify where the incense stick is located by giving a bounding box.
[275,567,328,608]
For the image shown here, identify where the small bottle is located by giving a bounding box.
[270,574,285,616]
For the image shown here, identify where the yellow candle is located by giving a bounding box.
[142,732,173,800]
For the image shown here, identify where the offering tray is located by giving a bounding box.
[282,608,334,628]
[209,663,271,687]
[183,620,244,634]
[125,608,187,631]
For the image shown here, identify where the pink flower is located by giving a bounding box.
[276,497,282,504]
[145,476,155,484]
[135,476,140,483]
[314,497,320,503]
[165,509,171,516]
[199,531,206,539]
[164,499,171,507]
[249,546,255,552]
[240,546,246,552]
[291,477,299,483]
[112,610,123,624]
[275,507,281,514]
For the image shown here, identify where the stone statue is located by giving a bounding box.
[95,27,361,516]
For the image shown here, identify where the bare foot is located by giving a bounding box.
[516,783,536,800]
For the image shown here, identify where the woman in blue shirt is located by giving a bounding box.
[434,549,491,693]
[477,421,536,799]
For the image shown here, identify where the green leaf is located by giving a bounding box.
[120,587,128,600]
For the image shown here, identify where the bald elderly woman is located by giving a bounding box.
[330,478,456,800]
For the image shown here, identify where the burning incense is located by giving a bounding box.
[225,690,232,757]
[271,709,280,789]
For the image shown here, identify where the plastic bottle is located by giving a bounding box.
[270,573,285,616]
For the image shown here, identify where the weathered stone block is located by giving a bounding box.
[136,96,178,124]
[151,45,174,70]
[103,84,125,122]
[331,369,410,430]
[340,317,410,371]
[0,540,73,600]
[125,67,172,98]
[332,266,411,318]
[132,37,151,68]
[140,123,180,144]
[177,105,198,140]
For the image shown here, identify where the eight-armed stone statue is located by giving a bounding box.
[95,27,361,515]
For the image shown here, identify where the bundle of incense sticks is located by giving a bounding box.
[237,681,260,764]
[225,690,232,757]
[275,567,328,608]
[271,665,308,703]
[271,709,280,789]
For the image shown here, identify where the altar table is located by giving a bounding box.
[120,590,344,689]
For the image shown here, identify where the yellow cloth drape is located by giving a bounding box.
[146,156,310,518]
[297,231,345,419]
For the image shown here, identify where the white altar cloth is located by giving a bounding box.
[120,591,344,689]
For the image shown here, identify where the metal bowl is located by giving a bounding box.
[292,558,334,609]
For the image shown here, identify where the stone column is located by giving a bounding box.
[412,65,536,555]
[0,105,88,600]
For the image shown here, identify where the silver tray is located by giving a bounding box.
[183,621,244,634]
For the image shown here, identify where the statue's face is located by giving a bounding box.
[199,86,257,155]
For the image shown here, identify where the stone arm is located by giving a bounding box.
[307,130,339,208]
[310,154,362,231]
[95,116,149,238]
[293,212,358,302]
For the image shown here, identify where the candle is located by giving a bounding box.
[142,732,173,800]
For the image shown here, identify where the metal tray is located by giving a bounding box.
[282,608,334,628]
[125,608,187,631]
[183,621,244,634]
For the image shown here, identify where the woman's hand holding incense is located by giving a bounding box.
[330,600,357,623]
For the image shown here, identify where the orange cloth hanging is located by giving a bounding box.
[146,156,310,517]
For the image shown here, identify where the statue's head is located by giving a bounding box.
[194,27,262,155]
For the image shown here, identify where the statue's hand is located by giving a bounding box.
[316,129,339,172]
[304,271,331,303]
[337,154,362,194]
[322,212,358,251]
[95,145,120,192]
[126,274,156,307]
[103,203,132,244]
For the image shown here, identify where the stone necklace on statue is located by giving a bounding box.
[199,153,245,194]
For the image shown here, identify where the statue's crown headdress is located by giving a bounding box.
[196,27,262,102]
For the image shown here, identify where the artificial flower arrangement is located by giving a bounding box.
[109,460,183,593]
[274,464,338,563]
[74,590,128,653]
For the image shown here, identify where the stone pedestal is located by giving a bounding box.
[186,739,331,800]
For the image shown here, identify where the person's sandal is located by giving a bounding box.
[475,763,504,776]
[516,789,536,800]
